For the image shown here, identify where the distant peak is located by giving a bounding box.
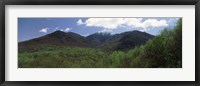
[94,32,111,35]
[51,30,79,35]
[54,30,65,33]
[132,30,144,32]
[131,30,150,34]
[122,30,145,34]
[47,30,67,36]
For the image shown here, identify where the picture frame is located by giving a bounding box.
[0,0,199,86]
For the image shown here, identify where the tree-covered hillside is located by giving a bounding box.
[18,18,182,68]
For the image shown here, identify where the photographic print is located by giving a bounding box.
[18,17,182,68]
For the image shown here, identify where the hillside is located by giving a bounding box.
[18,18,182,68]
[86,32,112,47]
[19,30,154,52]
[18,30,90,52]
[100,31,154,51]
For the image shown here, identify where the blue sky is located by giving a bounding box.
[18,17,180,42]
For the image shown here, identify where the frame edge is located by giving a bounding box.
[0,0,199,86]
[0,0,5,85]
[196,1,200,86]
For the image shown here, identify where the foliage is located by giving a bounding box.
[18,18,182,68]
[129,18,182,68]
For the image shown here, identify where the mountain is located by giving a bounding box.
[18,30,90,52]
[18,30,154,52]
[100,30,154,51]
[86,32,112,46]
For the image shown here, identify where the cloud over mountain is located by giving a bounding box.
[77,18,169,32]
[39,28,48,33]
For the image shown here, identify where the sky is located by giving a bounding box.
[18,17,180,42]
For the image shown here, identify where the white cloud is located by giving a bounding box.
[77,19,84,25]
[123,18,143,27]
[99,29,113,33]
[39,28,48,33]
[64,28,72,32]
[84,18,124,29]
[83,33,90,37]
[168,18,179,23]
[139,29,145,32]
[60,29,64,31]
[54,27,72,32]
[78,18,169,32]
[143,19,168,28]
[54,27,59,31]
[168,18,179,27]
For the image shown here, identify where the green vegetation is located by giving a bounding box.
[128,18,182,68]
[18,19,182,68]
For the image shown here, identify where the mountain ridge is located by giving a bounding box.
[19,30,154,52]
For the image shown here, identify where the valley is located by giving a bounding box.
[18,19,182,68]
